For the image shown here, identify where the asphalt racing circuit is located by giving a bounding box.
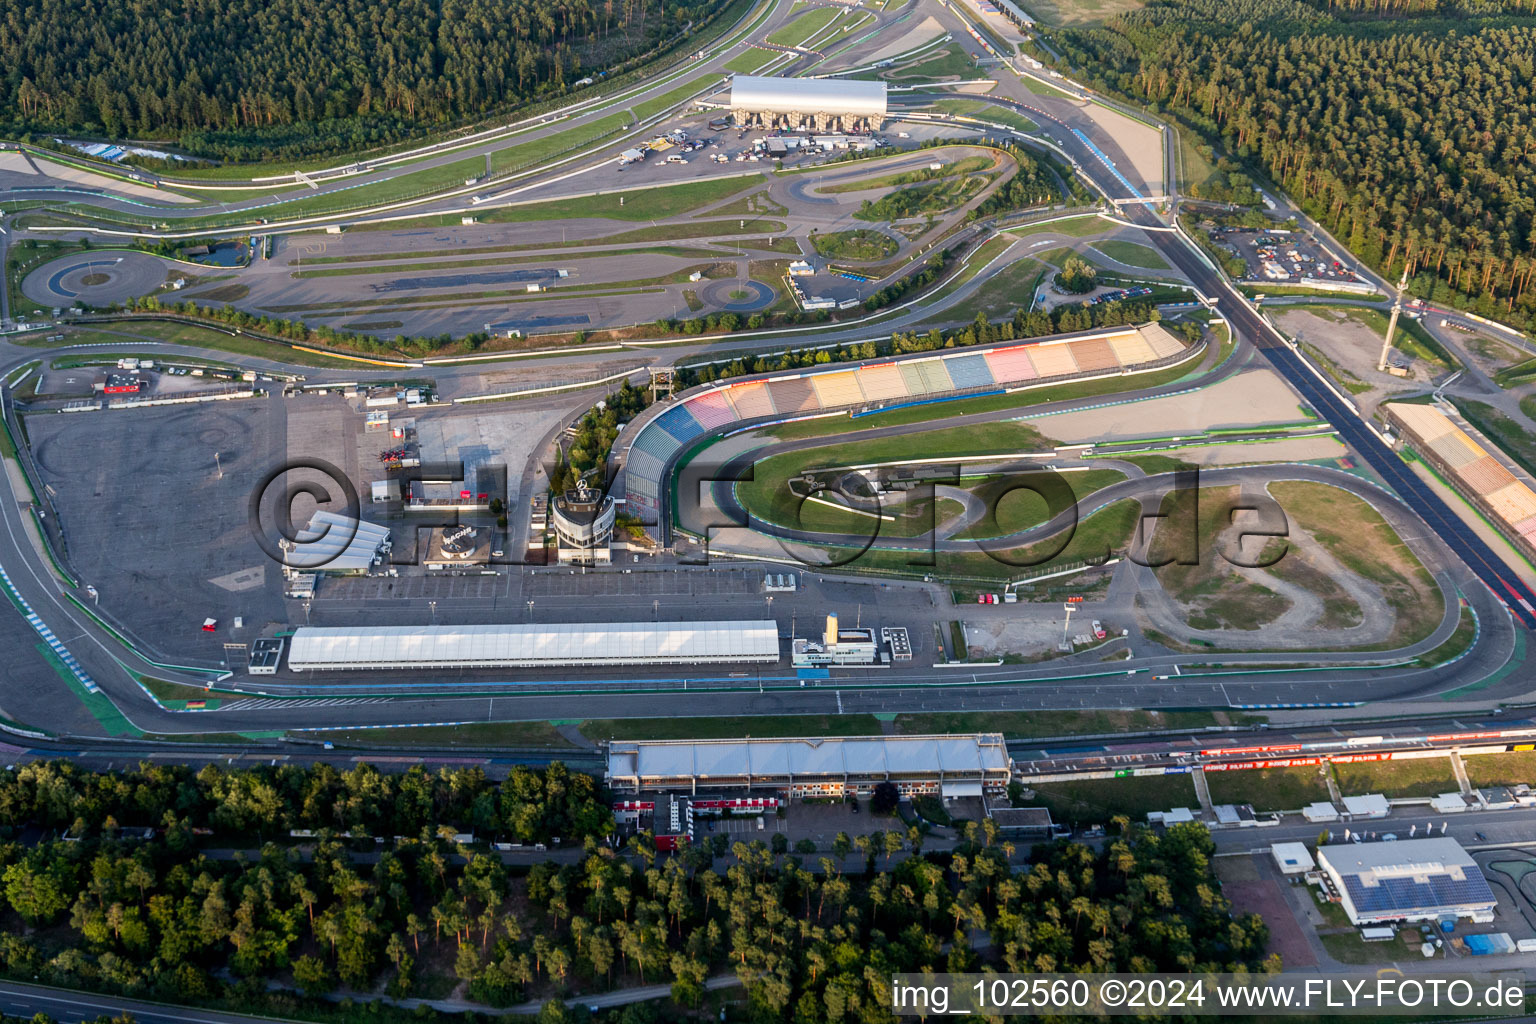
[0,0,1534,751]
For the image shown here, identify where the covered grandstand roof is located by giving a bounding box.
[608,733,1010,787]
[288,621,780,671]
[286,510,391,572]
[729,75,887,118]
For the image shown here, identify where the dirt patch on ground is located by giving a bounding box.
[1027,369,1311,441]
[1168,436,1346,465]
[1458,330,1532,379]
[1272,308,1426,416]
[1139,481,1426,648]
[1269,480,1442,649]
[1222,867,1319,969]
[961,615,1062,659]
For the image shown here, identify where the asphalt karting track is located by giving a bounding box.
[487,312,593,331]
[23,251,167,306]
[370,267,558,293]
[701,278,776,311]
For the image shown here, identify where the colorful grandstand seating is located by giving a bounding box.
[623,323,1193,523]
[657,406,705,445]
[810,370,865,408]
[1066,337,1120,373]
[944,353,996,391]
[1459,456,1517,495]
[915,358,954,393]
[1389,402,1459,443]
[1137,323,1189,359]
[1486,481,1536,524]
[727,381,775,419]
[688,390,739,429]
[1424,432,1482,469]
[984,346,1039,384]
[854,363,909,401]
[766,376,819,413]
[898,362,932,395]
[1028,342,1079,377]
[1107,330,1157,366]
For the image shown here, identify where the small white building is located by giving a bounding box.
[1430,792,1469,814]
[1343,794,1390,819]
[1148,807,1196,826]
[788,260,815,276]
[1302,801,1341,823]
[1271,842,1316,876]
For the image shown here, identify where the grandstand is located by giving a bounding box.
[1386,402,1536,562]
[621,323,1193,539]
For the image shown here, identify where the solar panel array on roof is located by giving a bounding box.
[1321,838,1498,923]
[1339,871,1496,920]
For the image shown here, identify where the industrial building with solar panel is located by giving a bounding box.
[1317,838,1498,927]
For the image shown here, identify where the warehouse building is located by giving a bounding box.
[729,75,887,132]
[287,621,779,671]
[282,510,391,575]
[1318,838,1497,926]
[607,733,1011,798]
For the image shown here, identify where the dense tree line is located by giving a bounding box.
[0,0,715,161]
[973,141,1071,216]
[553,379,651,491]
[120,293,497,357]
[0,760,1274,1020]
[0,760,610,843]
[1058,0,1536,324]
